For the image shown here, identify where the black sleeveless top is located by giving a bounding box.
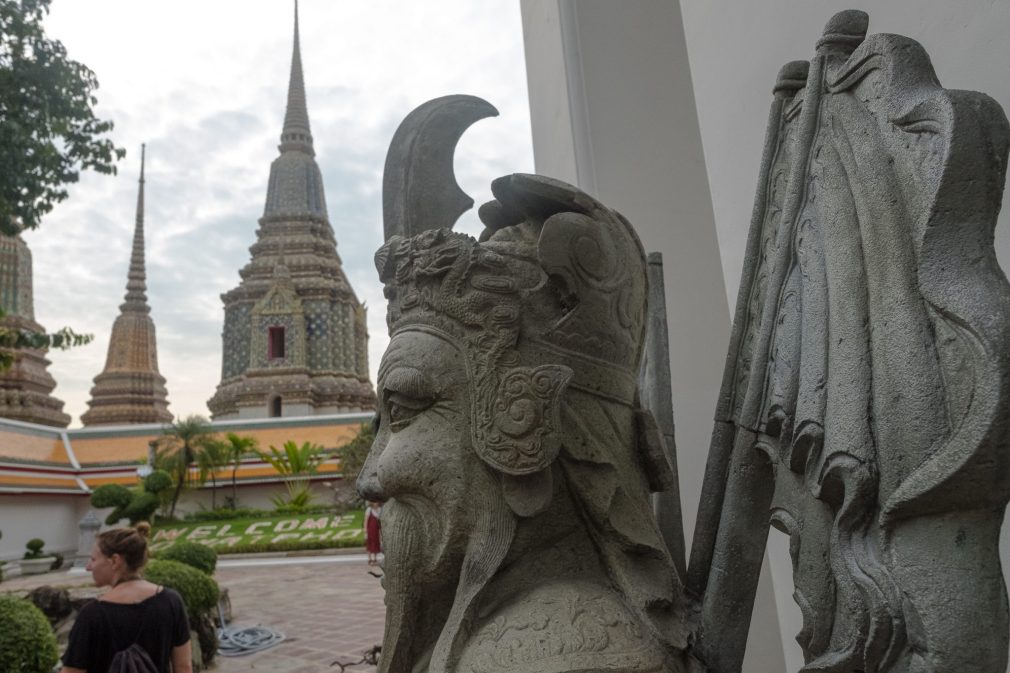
[62,587,190,673]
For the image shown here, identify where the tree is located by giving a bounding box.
[220,432,257,509]
[332,422,374,509]
[155,415,214,518]
[0,0,125,235]
[194,438,230,510]
[0,306,91,370]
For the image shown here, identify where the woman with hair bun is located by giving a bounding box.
[60,522,193,673]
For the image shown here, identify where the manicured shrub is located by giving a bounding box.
[0,595,59,672]
[91,483,132,509]
[144,469,173,495]
[23,538,47,559]
[124,491,160,524]
[145,559,220,620]
[160,541,217,575]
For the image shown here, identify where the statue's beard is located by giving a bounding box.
[378,497,455,673]
[378,478,517,673]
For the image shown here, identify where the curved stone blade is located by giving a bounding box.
[382,95,499,241]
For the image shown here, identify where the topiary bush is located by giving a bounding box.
[23,538,47,559]
[144,469,172,495]
[144,559,220,619]
[92,473,172,526]
[0,595,59,672]
[160,541,217,575]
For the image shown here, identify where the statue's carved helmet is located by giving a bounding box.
[375,171,650,481]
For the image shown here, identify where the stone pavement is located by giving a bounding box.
[1,553,385,673]
[214,556,384,672]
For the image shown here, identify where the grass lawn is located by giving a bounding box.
[150,510,365,554]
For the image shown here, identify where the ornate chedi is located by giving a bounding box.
[360,11,1010,673]
[208,3,374,419]
[81,146,172,427]
[0,235,71,427]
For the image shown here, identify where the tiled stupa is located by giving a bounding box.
[208,4,375,419]
[81,146,173,426]
[0,234,71,427]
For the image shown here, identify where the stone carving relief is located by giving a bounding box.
[359,10,1010,673]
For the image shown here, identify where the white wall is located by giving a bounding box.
[0,495,89,563]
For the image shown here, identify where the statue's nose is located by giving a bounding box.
[357,466,384,503]
[356,414,386,502]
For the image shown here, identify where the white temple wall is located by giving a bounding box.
[522,1,1010,671]
[0,495,87,563]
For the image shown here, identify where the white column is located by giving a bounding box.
[521,2,787,670]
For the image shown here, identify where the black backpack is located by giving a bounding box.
[107,643,159,673]
[99,598,160,673]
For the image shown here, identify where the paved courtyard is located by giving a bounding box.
[214,555,384,672]
[2,553,385,672]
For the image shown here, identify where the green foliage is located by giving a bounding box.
[184,507,267,522]
[144,559,220,620]
[91,483,132,515]
[0,307,93,371]
[0,0,124,235]
[195,438,231,509]
[91,472,172,525]
[259,441,327,509]
[155,415,216,518]
[270,481,317,511]
[259,441,326,476]
[49,552,63,571]
[123,491,160,524]
[211,536,363,555]
[0,595,58,672]
[338,422,374,480]
[143,469,172,495]
[23,538,46,559]
[159,541,217,575]
[222,433,258,509]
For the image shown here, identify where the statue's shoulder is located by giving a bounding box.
[456,579,675,673]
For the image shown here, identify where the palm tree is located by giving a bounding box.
[222,433,258,509]
[195,438,231,510]
[155,415,214,518]
[258,441,327,509]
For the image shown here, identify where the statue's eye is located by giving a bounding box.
[380,366,436,430]
[386,392,433,430]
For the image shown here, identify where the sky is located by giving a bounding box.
[26,0,535,426]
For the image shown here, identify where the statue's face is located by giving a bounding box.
[358,328,478,614]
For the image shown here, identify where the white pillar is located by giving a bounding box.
[520,2,786,670]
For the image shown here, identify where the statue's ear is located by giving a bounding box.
[472,364,572,490]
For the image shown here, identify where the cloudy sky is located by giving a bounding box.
[26,1,534,426]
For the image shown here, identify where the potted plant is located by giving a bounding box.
[19,539,55,576]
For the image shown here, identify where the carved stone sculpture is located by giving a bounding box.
[359,96,690,673]
[360,10,1010,673]
[688,10,1010,673]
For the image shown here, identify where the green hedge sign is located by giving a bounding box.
[151,511,364,553]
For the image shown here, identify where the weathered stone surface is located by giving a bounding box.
[688,9,1010,673]
[360,98,688,673]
